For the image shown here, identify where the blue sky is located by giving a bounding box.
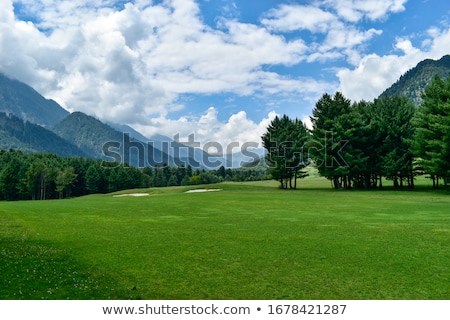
[1,0,449,147]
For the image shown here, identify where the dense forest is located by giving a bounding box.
[0,149,269,201]
[263,74,450,189]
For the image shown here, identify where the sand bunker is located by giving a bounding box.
[113,193,150,197]
[185,189,222,193]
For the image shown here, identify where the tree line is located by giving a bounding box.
[0,150,269,201]
[263,75,450,189]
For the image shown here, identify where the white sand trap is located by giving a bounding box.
[113,193,150,197]
[185,189,222,193]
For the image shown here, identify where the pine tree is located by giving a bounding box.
[168,174,178,186]
[85,164,101,194]
[310,92,352,189]
[55,166,77,198]
[0,159,21,200]
[262,115,310,189]
[373,96,416,188]
[413,75,450,187]
[26,160,47,200]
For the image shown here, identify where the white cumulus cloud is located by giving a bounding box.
[261,5,336,33]
[325,0,407,22]
[132,107,278,149]
[1,0,316,127]
[1,0,448,148]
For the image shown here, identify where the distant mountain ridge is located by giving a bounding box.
[379,55,450,105]
[107,121,150,142]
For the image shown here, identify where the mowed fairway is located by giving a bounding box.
[1,178,449,300]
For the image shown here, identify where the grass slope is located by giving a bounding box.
[1,178,449,299]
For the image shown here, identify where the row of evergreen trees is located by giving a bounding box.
[0,150,268,201]
[263,75,450,189]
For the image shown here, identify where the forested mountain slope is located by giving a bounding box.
[51,112,173,166]
[379,55,450,105]
[0,73,69,126]
[0,112,85,157]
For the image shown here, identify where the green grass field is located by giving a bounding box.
[0,176,449,300]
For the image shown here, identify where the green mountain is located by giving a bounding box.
[51,112,174,167]
[0,112,85,156]
[379,55,450,105]
[52,112,123,158]
[0,73,69,126]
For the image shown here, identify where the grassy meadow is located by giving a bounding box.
[0,175,449,300]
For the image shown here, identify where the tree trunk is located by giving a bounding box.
[343,176,348,189]
[333,177,341,189]
[289,173,294,189]
[40,172,46,200]
[393,176,399,188]
[293,170,298,189]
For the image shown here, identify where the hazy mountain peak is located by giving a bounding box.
[0,73,69,126]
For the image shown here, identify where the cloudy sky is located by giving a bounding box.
[1,0,449,147]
